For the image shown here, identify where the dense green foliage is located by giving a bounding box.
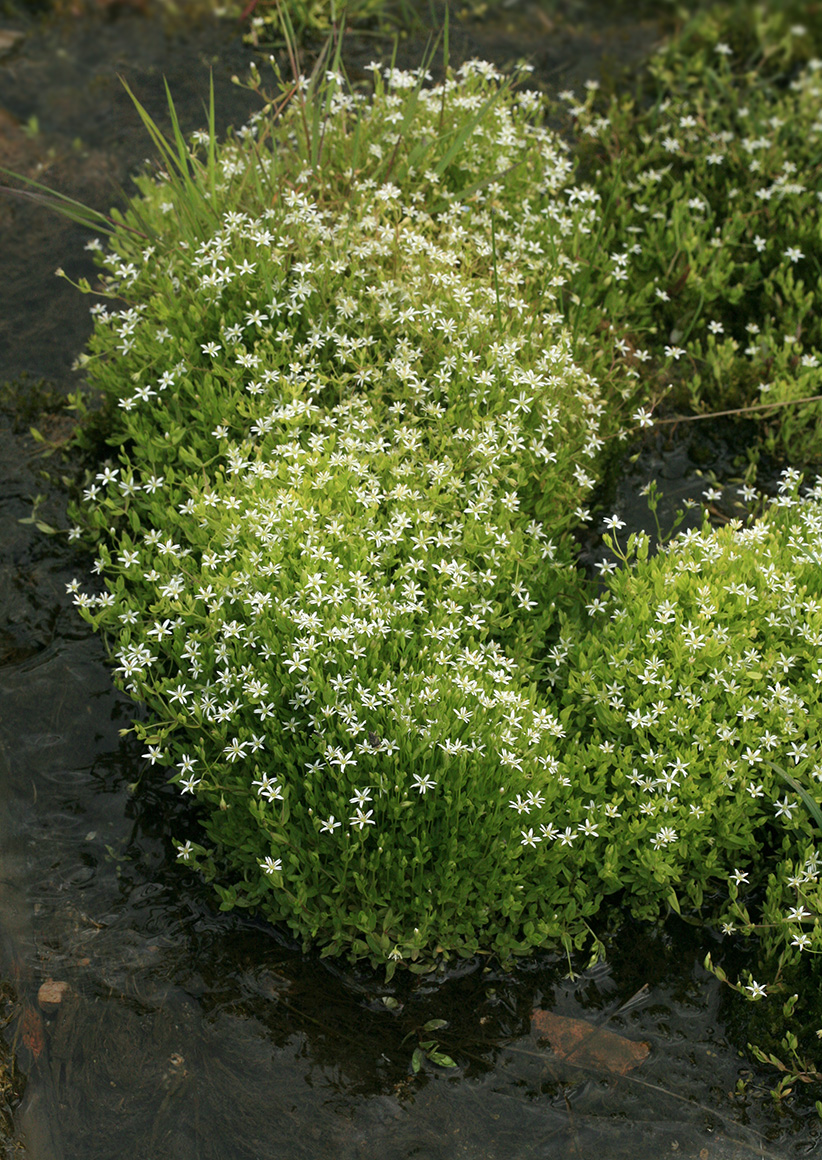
[557,2,822,460]
[69,60,633,970]
[565,477,822,953]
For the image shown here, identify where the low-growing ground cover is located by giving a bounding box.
[564,473,822,1097]
[567,474,822,957]
[552,1,822,461]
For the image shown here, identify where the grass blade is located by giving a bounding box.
[0,168,143,237]
[768,761,822,832]
[432,84,510,179]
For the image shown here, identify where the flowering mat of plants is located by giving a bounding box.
[2,1,822,1156]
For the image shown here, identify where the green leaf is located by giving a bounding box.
[432,85,510,179]
[767,761,822,832]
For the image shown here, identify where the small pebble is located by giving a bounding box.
[38,979,70,1014]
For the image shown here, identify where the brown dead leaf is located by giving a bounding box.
[531,1009,650,1076]
[20,1005,46,1061]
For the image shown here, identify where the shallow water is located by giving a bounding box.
[0,4,820,1158]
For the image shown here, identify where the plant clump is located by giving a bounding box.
[67,57,629,970]
[62,29,822,1048]
[564,472,822,957]
[555,2,822,460]
[562,472,822,1097]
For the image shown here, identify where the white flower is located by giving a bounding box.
[412,773,436,794]
[260,856,282,875]
[786,906,812,922]
[252,773,283,802]
[651,826,677,849]
[223,738,247,762]
[775,796,798,819]
[746,981,767,999]
[349,808,376,831]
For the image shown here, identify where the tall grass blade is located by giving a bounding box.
[768,761,822,833]
[0,168,148,238]
[205,70,217,204]
[443,1,449,75]
[164,76,195,178]
[307,34,334,170]
[315,15,348,168]
[119,75,218,236]
[119,76,184,179]
[381,28,442,182]
[433,85,510,179]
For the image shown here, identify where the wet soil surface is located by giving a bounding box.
[0,5,818,1159]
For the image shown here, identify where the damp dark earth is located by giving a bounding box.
[0,3,820,1158]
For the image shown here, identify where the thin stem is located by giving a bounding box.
[651,393,822,425]
[490,209,502,332]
